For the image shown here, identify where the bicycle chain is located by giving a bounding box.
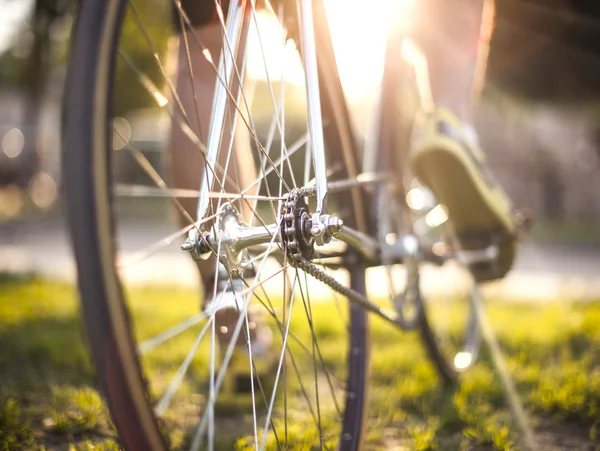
[282,187,399,324]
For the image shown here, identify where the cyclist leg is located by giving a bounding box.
[168,6,274,396]
[410,0,517,281]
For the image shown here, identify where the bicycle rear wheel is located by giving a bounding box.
[371,20,481,385]
[63,0,369,449]
[409,185,484,383]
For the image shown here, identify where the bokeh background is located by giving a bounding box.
[2,0,600,294]
[2,0,600,449]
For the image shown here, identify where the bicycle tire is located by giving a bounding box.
[372,19,482,386]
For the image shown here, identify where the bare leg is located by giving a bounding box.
[415,0,495,125]
[410,0,518,281]
[168,23,256,292]
[168,20,267,355]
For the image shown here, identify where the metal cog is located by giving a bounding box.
[281,188,315,263]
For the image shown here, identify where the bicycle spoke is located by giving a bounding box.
[249,1,299,192]
[114,184,284,201]
[297,272,324,449]
[117,224,194,269]
[249,280,344,388]
[303,276,343,415]
[241,132,309,197]
[248,80,287,224]
[116,51,232,197]
[211,2,292,195]
[237,272,262,450]
[128,2,193,128]
[155,315,215,416]
[282,250,289,447]
[137,311,207,355]
[259,268,299,450]
[68,0,368,448]
[178,11,206,145]
[114,118,271,247]
[176,0,295,208]
[246,266,337,446]
[191,224,283,449]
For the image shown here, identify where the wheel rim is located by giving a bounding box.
[64,0,368,449]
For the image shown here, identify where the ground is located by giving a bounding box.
[2,274,600,450]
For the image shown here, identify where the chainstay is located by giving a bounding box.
[283,187,399,326]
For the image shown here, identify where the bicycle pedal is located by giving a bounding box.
[455,245,499,265]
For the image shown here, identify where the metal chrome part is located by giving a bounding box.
[181,228,212,261]
[281,186,401,326]
[300,0,328,218]
[185,185,405,328]
[182,203,279,268]
[392,260,421,330]
[310,213,344,245]
[380,232,421,264]
[196,1,249,222]
[333,227,379,264]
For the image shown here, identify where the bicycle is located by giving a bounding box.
[63,0,496,449]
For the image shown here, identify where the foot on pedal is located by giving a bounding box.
[410,108,518,282]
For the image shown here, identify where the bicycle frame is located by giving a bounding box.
[181,0,497,332]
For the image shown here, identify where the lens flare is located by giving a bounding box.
[29,172,58,209]
[2,128,25,158]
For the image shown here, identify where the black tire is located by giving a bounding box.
[417,268,483,385]
[63,0,369,449]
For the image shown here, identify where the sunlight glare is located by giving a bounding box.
[406,188,426,210]
[385,233,397,245]
[425,204,448,228]
[245,0,418,101]
[325,0,415,102]
[246,11,305,86]
[202,48,213,64]
[401,38,434,112]
[454,351,472,370]
[139,74,168,107]
[215,2,224,23]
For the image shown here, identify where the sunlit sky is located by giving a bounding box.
[246,0,414,102]
[0,0,33,53]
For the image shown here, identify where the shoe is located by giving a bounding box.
[409,107,517,281]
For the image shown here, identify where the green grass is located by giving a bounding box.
[2,274,600,449]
